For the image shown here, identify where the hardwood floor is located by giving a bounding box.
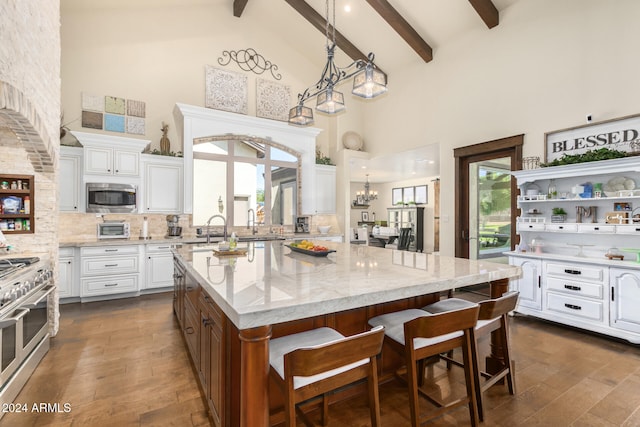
[3,290,640,426]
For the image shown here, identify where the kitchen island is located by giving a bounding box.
[173,241,521,427]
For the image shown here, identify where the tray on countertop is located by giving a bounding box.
[212,248,248,257]
[285,244,336,257]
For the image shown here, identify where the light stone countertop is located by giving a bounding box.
[58,233,343,248]
[505,250,640,269]
[174,241,522,330]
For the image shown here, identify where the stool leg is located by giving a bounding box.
[406,351,421,427]
[368,359,382,427]
[321,393,329,426]
[501,316,516,395]
[462,332,480,427]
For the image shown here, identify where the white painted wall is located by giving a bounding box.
[358,0,640,255]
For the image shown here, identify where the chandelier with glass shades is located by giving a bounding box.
[288,0,388,126]
[354,174,378,206]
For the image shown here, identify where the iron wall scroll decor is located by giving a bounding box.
[218,48,282,80]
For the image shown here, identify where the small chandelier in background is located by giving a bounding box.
[353,174,378,206]
[289,0,387,126]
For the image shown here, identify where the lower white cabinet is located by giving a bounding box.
[508,256,541,311]
[145,243,179,290]
[509,253,640,344]
[80,245,141,298]
[610,268,640,335]
[58,247,78,299]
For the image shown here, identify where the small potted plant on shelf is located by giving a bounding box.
[551,207,567,223]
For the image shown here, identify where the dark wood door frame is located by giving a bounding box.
[454,135,524,258]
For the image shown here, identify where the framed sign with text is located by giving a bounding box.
[545,114,640,163]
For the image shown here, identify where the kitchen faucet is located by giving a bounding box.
[247,208,257,235]
[205,215,227,244]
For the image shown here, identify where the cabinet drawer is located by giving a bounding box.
[81,245,139,256]
[545,223,578,232]
[59,247,75,257]
[517,223,545,232]
[578,224,615,233]
[546,277,603,299]
[81,274,138,296]
[615,224,640,235]
[545,262,605,283]
[146,243,179,253]
[546,292,603,321]
[82,255,139,276]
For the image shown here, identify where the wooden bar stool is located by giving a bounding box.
[422,291,519,421]
[368,306,481,427]
[269,326,385,427]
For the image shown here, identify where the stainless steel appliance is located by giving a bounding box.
[166,215,182,239]
[97,221,131,240]
[86,183,137,213]
[0,257,54,411]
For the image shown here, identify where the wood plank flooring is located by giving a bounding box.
[3,290,640,426]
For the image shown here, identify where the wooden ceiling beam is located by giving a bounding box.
[233,0,249,17]
[284,0,369,63]
[468,0,499,29]
[365,0,432,63]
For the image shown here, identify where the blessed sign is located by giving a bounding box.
[545,114,640,162]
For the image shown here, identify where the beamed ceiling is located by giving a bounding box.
[233,0,511,67]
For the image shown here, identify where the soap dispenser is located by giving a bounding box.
[229,232,238,250]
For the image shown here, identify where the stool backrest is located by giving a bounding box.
[404,305,479,340]
[478,291,519,320]
[285,325,384,378]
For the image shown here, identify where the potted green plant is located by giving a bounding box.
[551,207,567,223]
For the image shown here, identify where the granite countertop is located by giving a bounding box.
[174,241,521,330]
[58,232,344,248]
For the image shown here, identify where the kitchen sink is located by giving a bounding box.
[238,235,286,242]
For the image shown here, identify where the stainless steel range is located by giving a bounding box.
[0,256,54,411]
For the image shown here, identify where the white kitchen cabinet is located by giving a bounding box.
[59,146,83,212]
[314,165,336,214]
[85,146,140,176]
[610,268,640,335]
[508,256,542,311]
[80,245,141,299]
[142,155,183,213]
[58,247,78,300]
[72,131,149,178]
[145,243,180,290]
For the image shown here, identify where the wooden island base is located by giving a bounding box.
[177,276,510,427]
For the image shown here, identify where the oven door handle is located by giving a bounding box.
[21,284,55,309]
[0,308,30,328]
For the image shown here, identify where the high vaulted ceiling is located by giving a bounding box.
[233,0,520,76]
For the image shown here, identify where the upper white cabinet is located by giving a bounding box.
[72,131,149,178]
[142,154,183,213]
[59,146,83,212]
[85,146,139,176]
[314,165,336,214]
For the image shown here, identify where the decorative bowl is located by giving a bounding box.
[318,225,331,234]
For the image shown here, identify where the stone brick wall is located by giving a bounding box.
[0,0,61,335]
[0,0,61,150]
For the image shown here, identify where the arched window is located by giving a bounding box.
[192,135,301,229]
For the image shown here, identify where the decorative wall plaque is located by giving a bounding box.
[105,96,126,115]
[81,93,104,112]
[104,114,125,133]
[127,99,146,118]
[126,116,145,135]
[81,111,103,129]
[205,65,248,114]
[256,78,290,121]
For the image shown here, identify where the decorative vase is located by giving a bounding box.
[160,122,170,155]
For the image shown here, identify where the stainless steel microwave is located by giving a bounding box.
[86,183,137,213]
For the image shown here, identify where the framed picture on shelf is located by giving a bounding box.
[361,211,369,222]
[392,188,403,205]
[415,185,427,204]
[403,187,414,204]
